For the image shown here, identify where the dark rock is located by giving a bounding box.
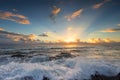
[56,52,74,58]
[21,76,34,80]
[11,54,25,58]
[91,71,120,80]
[43,76,50,80]
[48,52,75,61]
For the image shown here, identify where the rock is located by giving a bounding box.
[21,76,34,80]
[56,52,73,58]
[11,54,25,58]
[43,76,50,80]
[91,71,120,80]
[48,52,74,61]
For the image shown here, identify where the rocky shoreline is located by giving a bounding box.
[20,72,120,80]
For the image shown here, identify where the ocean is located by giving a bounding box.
[0,44,120,80]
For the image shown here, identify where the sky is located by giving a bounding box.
[0,0,120,44]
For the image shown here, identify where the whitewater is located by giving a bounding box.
[0,44,120,80]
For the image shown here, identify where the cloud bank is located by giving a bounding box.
[0,29,39,44]
[88,38,114,43]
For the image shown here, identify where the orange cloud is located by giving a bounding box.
[0,11,30,24]
[93,3,104,9]
[50,6,61,22]
[93,0,110,9]
[0,28,4,31]
[88,38,114,43]
[65,9,83,21]
[51,6,61,16]
[101,28,120,32]
[28,34,37,41]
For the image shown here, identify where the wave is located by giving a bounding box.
[0,56,119,80]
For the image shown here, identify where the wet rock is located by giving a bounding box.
[49,52,75,61]
[43,76,50,80]
[56,52,73,58]
[11,54,25,58]
[91,71,120,80]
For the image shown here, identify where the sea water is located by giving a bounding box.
[0,44,120,80]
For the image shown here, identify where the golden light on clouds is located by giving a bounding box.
[28,34,38,41]
[88,38,114,43]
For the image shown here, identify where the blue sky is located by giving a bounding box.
[0,0,120,43]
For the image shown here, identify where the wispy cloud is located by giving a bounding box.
[65,9,83,21]
[93,0,110,9]
[101,28,120,32]
[0,11,30,24]
[50,6,61,22]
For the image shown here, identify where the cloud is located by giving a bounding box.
[28,34,38,41]
[0,11,30,24]
[0,30,39,44]
[101,28,120,32]
[93,0,110,9]
[93,3,104,9]
[50,6,61,22]
[0,28,4,31]
[118,24,120,26]
[88,38,114,43]
[13,9,18,12]
[39,33,49,37]
[65,9,83,21]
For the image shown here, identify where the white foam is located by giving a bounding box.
[0,56,119,80]
[0,45,120,80]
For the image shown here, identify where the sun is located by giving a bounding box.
[61,26,81,43]
[64,38,76,43]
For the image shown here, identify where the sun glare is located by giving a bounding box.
[64,38,76,43]
[62,26,81,43]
